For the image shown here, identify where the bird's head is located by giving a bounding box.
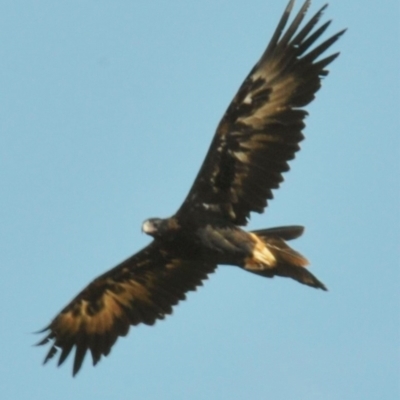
[142,217,180,239]
[142,218,163,237]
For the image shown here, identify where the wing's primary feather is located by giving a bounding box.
[37,242,216,376]
[178,1,345,225]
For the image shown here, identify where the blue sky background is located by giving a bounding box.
[1,1,398,399]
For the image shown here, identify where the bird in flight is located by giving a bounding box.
[37,0,345,376]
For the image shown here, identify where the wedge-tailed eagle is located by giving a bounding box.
[38,0,345,375]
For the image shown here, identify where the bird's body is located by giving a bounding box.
[143,214,324,287]
[38,0,344,375]
[143,215,253,264]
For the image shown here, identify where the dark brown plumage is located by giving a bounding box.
[37,0,344,376]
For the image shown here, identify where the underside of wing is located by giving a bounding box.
[178,0,345,225]
[37,242,216,376]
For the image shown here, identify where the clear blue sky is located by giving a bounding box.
[1,1,398,399]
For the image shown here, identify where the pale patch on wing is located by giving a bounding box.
[177,2,344,226]
[233,150,250,163]
[46,277,154,340]
[37,244,217,375]
[238,75,298,129]
[202,203,221,213]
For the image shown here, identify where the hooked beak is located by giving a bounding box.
[142,220,157,235]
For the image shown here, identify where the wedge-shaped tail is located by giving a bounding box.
[247,226,327,290]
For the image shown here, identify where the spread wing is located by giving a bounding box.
[178,0,345,225]
[37,242,216,376]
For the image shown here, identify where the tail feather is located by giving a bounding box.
[252,225,304,241]
[273,265,327,290]
[249,264,327,291]
[247,226,327,291]
[264,237,309,267]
